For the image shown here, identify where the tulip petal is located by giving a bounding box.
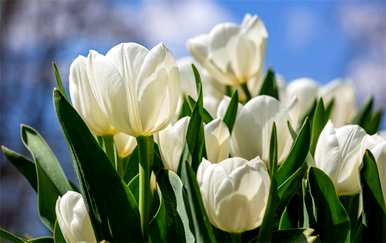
[69,56,114,135]
[204,118,230,163]
[114,133,137,158]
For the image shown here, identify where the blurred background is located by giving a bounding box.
[0,0,385,236]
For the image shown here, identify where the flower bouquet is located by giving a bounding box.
[1,14,385,243]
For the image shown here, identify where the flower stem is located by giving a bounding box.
[241,83,252,101]
[137,135,154,238]
[230,233,241,243]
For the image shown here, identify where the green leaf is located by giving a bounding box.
[51,62,67,100]
[269,123,278,178]
[308,167,350,243]
[257,178,280,243]
[21,125,72,230]
[153,170,195,243]
[365,109,383,135]
[27,237,54,243]
[272,228,318,243]
[309,99,328,155]
[186,96,214,124]
[121,148,139,183]
[186,67,206,172]
[180,160,217,243]
[53,89,142,242]
[223,90,239,133]
[53,222,66,243]
[0,228,26,243]
[339,194,360,236]
[276,118,310,186]
[1,146,37,191]
[178,96,193,119]
[277,163,308,210]
[258,68,279,100]
[360,150,386,243]
[352,97,374,127]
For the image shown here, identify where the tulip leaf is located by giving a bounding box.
[271,228,318,243]
[352,97,373,127]
[276,118,310,186]
[51,62,68,100]
[365,108,383,135]
[180,160,217,243]
[186,68,206,172]
[154,170,195,243]
[269,123,278,178]
[20,125,72,230]
[53,89,142,242]
[1,146,37,192]
[277,163,307,211]
[360,150,386,243]
[179,97,193,119]
[121,148,139,183]
[186,95,214,123]
[0,227,26,243]
[309,98,329,155]
[223,90,239,133]
[53,222,66,243]
[308,167,350,243]
[258,68,279,100]
[27,237,54,243]
[339,194,360,239]
[257,178,280,243]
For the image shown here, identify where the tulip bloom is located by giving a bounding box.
[320,80,356,127]
[113,133,137,158]
[360,134,386,202]
[86,42,180,137]
[231,95,293,163]
[285,78,319,126]
[187,14,267,87]
[315,121,366,195]
[204,118,230,163]
[157,117,190,172]
[55,191,97,243]
[69,56,115,135]
[197,157,270,233]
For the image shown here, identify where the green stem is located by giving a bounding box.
[101,135,117,170]
[230,233,241,243]
[137,135,154,238]
[241,83,252,101]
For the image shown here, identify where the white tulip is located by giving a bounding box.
[315,121,366,195]
[177,58,225,118]
[55,191,97,243]
[69,56,115,135]
[157,117,190,172]
[231,95,293,163]
[197,157,270,233]
[319,80,356,127]
[114,133,137,158]
[187,14,267,87]
[285,78,319,127]
[204,118,230,163]
[86,42,180,137]
[360,134,386,202]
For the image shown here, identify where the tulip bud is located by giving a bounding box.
[113,133,137,158]
[285,78,319,127]
[157,117,190,172]
[315,121,366,195]
[231,95,293,163]
[55,191,97,243]
[204,118,230,163]
[319,80,356,127]
[360,134,386,202]
[86,42,180,137]
[69,56,115,135]
[187,14,267,87]
[197,157,270,233]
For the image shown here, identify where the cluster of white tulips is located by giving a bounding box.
[2,14,385,243]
